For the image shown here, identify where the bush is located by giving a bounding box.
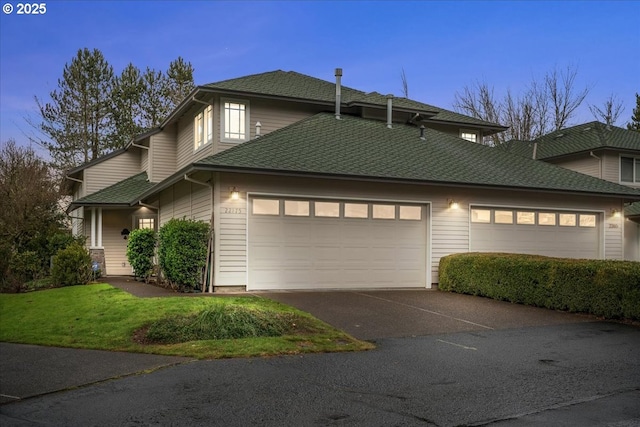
[158,218,209,291]
[439,253,640,320]
[126,228,157,282]
[145,305,302,343]
[50,243,92,287]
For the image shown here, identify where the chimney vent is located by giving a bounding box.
[335,68,342,120]
[255,121,262,139]
[420,125,426,140]
[386,94,393,129]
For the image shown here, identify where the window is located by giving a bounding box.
[471,209,491,223]
[494,210,513,224]
[253,199,279,215]
[516,211,535,225]
[138,218,155,230]
[284,200,309,216]
[621,156,640,183]
[222,99,249,142]
[559,214,576,226]
[372,204,395,219]
[579,214,596,228]
[344,203,368,218]
[538,213,556,226]
[399,206,422,220]
[460,131,478,143]
[315,202,340,217]
[194,105,213,150]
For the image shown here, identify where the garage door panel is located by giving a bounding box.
[249,197,427,290]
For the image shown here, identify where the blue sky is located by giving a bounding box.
[1,1,639,153]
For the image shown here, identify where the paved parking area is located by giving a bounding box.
[257,289,596,340]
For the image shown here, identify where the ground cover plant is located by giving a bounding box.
[0,284,372,358]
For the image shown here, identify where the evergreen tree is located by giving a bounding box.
[35,48,115,170]
[167,56,195,108]
[627,93,640,132]
[111,63,144,147]
[140,67,171,129]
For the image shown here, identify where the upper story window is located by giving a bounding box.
[460,130,479,143]
[620,156,640,184]
[222,99,250,142]
[194,105,213,150]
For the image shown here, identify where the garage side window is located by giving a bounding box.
[399,206,421,220]
[344,203,368,218]
[253,199,280,215]
[315,202,340,218]
[372,204,395,219]
[579,214,596,227]
[284,200,309,216]
[471,209,491,223]
[559,214,576,226]
[494,210,513,224]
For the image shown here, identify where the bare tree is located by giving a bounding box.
[400,68,409,98]
[589,94,625,125]
[453,64,591,146]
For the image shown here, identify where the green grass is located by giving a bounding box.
[0,283,373,359]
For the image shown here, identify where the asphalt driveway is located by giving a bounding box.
[257,289,595,340]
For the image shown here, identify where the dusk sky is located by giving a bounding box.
[1,1,638,154]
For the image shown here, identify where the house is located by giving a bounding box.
[505,122,640,261]
[66,69,640,291]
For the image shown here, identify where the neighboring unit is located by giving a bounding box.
[506,122,640,261]
[66,70,640,291]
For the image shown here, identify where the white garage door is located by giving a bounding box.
[470,207,601,259]
[248,197,428,290]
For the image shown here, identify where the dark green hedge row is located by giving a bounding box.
[439,253,640,320]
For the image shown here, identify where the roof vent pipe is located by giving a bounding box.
[335,68,342,120]
[420,125,426,140]
[255,121,262,139]
[532,142,537,160]
[386,94,393,129]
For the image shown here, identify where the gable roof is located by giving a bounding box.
[626,201,640,218]
[68,172,156,211]
[201,70,506,133]
[506,121,640,159]
[194,113,640,199]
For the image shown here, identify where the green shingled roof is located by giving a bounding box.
[626,201,640,217]
[204,70,504,130]
[195,113,640,198]
[70,172,156,208]
[506,121,640,159]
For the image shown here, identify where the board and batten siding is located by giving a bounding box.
[149,125,177,183]
[157,176,213,226]
[552,155,601,179]
[213,173,625,288]
[84,150,140,194]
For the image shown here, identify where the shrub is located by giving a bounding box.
[50,243,92,287]
[439,253,640,320]
[158,218,209,291]
[126,228,157,282]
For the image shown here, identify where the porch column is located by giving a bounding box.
[90,207,96,248]
[97,208,103,248]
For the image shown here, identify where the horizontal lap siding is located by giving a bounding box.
[552,155,601,179]
[140,149,148,174]
[177,109,215,171]
[602,152,620,184]
[150,126,176,183]
[84,151,140,194]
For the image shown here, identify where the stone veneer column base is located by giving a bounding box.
[89,249,106,276]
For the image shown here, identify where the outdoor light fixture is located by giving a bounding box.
[612,209,621,218]
[120,228,130,240]
[448,199,459,210]
[230,187,239,200]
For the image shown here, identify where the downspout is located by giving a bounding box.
[191,95,210,106]
[66,176,83,183]
[138,201,158,210]
[131,143,149,150]
[590,151,603,179]
[184,174,213,188]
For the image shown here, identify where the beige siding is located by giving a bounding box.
[84,151,140,194]
[157,175,213,225]
[176,109,215,171]
[140,149,149,174]
[551,155,601,179]
[150,125,177,182]
[602,152,620,183]
[624,221,640,261]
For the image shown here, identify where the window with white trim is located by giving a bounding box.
[194,105,213,150]
[460,131,479,143]
[222,99,249,142]
[620,156,640,184]
[137,218,155,230]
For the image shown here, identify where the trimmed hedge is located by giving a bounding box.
[158,218,209,291]
[126,228,156,282]
[439,253,640,320]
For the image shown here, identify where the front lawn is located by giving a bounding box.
[0,284,373,359]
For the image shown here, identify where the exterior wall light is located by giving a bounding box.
[612,209,621,218]
[120,228,130,240]
[448,199,459,210]
[230,187,239,200]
